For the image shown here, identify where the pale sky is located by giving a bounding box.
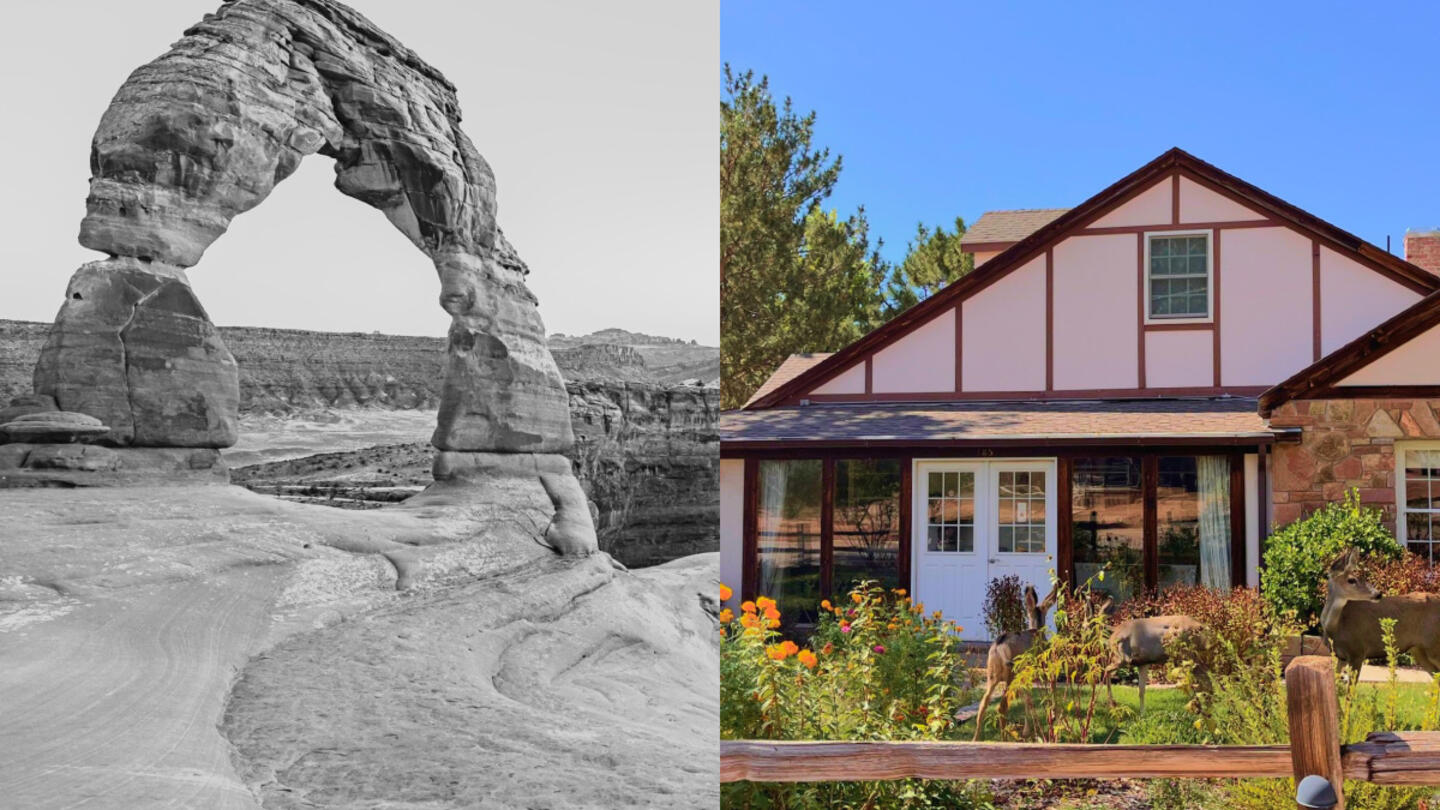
[0,1,718,344]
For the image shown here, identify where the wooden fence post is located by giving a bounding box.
[1286,655,1343,809]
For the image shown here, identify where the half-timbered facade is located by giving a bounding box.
[720,148,1440,638]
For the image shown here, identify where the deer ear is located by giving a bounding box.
[1330,549,1357,573]
[1024,585,1037,609]
[1039,585,1059,611]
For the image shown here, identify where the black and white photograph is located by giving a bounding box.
[0,1,717,807]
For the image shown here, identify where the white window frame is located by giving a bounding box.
[1143,229,1214,325]
[1395,440,1440,562]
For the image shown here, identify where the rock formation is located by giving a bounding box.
[20,0,595,551]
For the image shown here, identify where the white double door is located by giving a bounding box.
[912,459,1057,641]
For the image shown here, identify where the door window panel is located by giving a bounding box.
[1156,456,1231,590]
[926,470,975,553]
[1401,448,1440,562]
[996,470,1047,553]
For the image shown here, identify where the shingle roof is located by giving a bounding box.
[743,353,833,408]
[960,208,1070,247]
[722,398,1271,445]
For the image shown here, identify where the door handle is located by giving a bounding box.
[988,558,997,564]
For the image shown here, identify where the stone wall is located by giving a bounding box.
[1267,397,1440,530]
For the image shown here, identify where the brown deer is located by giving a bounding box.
[971,583,1057,741]
[1322,548,1440,677]
[1104,612,1203,713]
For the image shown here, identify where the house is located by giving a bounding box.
[719,147,1440,639]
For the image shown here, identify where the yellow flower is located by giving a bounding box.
[797,649,818,669]
[743,626,762,638]
[719,608,734,623]
[720,583,733,602]
[741,600,756,614]
[756,596,777,611]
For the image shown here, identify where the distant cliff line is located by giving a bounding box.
[0,320,718,413]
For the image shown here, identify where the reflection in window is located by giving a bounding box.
[1157,456,1230,590]
[926,470,975,552]
[1071,458,1144,601]
[834,460,901,594]
[756,460,822,626]
[997,470,1047,553]
[1402,448,1440,562]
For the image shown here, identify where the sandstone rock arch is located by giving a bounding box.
[30,0,595,553]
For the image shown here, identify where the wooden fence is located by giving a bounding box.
[720,656,1440,809]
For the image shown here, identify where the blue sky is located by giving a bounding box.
[722,1,1440,265]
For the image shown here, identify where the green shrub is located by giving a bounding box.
[1260,489,1401,630]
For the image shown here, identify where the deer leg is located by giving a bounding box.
[1104,662,1119,707]
[997,688,1010,738]
[1137,664,1147,714]
[972,680,997,742]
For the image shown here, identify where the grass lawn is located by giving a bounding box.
[964,682,1437,744]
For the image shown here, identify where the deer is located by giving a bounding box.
[1322,548,1440,678]
[970,583,1057,741]
[1104,611,1203,714]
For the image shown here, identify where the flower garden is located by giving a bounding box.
[720,494,1440,809]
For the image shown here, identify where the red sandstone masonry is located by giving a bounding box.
[1269,398,1440,533]
[1406,231,1440,276]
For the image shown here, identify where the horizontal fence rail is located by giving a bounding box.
[720,732,1440,786]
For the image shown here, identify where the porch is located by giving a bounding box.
[720,398,1280,640]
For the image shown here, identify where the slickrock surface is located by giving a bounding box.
[0,487,718,809]
[34,0,572,453]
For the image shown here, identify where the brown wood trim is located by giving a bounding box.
[1230,453,1246,589]
[749,151,1439,411]
[1045,248,1054,392]
[1171,174,1180,225]
[820,458,835,597]
[1143,456,1159,594]
[1144,322,1214,332]
[742,457,759,601]
[898,458,913,593]
[1057,455,1074,587]
[1212,228,1223,387]
[864,357,873,394]
[722,438,1275,460]
[953,303,963,393]
[1082,219,1279,236]
[796,384,1271,405]
[1312,240,1323,362]
[1257,445,1269,545]
[1137,232,1147,388]
[1304,385,1440,400]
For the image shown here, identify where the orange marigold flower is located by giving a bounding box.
[797,649,818,669]
[766,643,793,661]
[763,605,781,621]
[820,599,832,611]
[782,640,799,655]
[740,613,761,629]
[719,627,727,638]
[756,596,777,611]
[850,592,863,604]
[743,626,762,638]
[741,600,756,614]
[720,583,733,602]
[822,642,834,655]
[893,588,907,597]
[719,608,734,623]
[766,617,780,629]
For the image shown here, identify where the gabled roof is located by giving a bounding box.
[960,208,1070,250]
[1259,288,1440,416]
[743,353,831,408]
[745,147,1440,411]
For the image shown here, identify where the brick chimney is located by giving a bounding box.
[1406,230,1440,276]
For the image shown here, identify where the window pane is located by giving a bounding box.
[834,459,902,596]
[1158,456,1231,591]
[1072,457,1143,602]
[957,525,974,553]
[998,526,1014,553]
[757,459,823,627]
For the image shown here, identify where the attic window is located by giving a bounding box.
[1145,231,1212,321]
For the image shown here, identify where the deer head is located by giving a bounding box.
[1320,548,1382,639]
[1022,584,1059,631]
